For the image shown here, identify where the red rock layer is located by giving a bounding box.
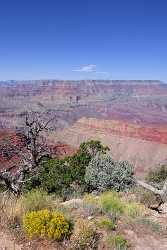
[76,118,167,145]
[0,130,76,171]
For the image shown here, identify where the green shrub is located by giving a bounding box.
[99,191,144,220]
[107,234,129,250]
[146,165,167,187]
[21,189,54,213]
[100,191,124,217]
[85,153,135,192]
[64,140,110,188]
[79,140,109,158]
[97,217,116,231]
[23,209,71,240]
[39,158,72,194]
[70,219,99,250]
[124,202,145,219]
[22,140,109,196]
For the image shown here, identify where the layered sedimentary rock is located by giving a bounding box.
[54,118,167,176]
[1,80,167,175]
[1,80,167,129]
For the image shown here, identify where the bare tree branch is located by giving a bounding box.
[136,179,162,195]
[0,112,57,195]
[136,178,167,212]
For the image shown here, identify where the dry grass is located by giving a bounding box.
[0,190,56,228]
[69,219,99,250]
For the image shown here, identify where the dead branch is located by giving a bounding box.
[136,178,167,212]
[0,112,56,195]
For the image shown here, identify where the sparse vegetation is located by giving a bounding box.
[146,165,167,188]
[135,187,161,209]
[21,189,54,213]
[82,194,102,216]
[1,136,167,249]
[70,219,99,250]
[124,202,145,219]
[136,218,162,233]
[107,233,129,250]
[0,189,56,228]
[97,216,116,231]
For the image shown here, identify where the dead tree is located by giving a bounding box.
[136,178,167,212]
[0,112,56,195]
[25,113,54,168]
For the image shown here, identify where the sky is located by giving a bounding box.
[0,0,167,81]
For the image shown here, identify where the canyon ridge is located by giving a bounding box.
[1,80,167,176]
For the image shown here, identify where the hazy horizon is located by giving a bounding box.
[0,79,166,85]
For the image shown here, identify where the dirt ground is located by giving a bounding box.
[0,231,21,250]
[1,224,167,250]
[1,202,167,250]
[0,230,64,250]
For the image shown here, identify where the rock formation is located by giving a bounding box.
[53,118,167,176]
[1,80,167,175]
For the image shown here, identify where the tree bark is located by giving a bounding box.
[136,178,167,203]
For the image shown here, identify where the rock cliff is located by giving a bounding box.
[54,118,167,176]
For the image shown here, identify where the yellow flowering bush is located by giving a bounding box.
[23,209,71,241]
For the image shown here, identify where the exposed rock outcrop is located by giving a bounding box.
[1,80,167,129]
[54,118,167,176]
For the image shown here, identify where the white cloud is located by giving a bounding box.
[73,64,110,77]
[73,64,97,73]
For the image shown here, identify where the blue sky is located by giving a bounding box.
[0,0,167,80]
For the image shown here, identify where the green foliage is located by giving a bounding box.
[39,158,72,194]
[124,202,145,219]
[70,219,98,250]
[80,140,109,158]
[146,165,167,188]
[100,191,124,216]
[85,153,134,192]
[65,140,110,186]
[99,191,144,220]
[64,153,89,186]
[29,140,110,197]
[97,217,116,231]
[21,189,54,213]
[22,173,41,192]
[107,234,129,250]
[22,155,52,192]
[23,209,71,240]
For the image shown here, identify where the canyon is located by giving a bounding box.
[0,80,167,175]
[53,118,167,176]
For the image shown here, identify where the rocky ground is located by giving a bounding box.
[1,200,167,250]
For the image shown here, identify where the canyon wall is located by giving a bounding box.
[1,80,167,130]
[53,118,167,176]
[1,80,167,175]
